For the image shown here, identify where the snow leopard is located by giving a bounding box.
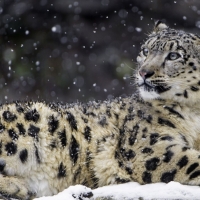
[0,21,200,199]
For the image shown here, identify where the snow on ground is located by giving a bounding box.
[34,182,200,200]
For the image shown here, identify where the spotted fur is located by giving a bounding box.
[1,22,200,199]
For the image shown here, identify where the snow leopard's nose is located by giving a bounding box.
[139,69,155,79]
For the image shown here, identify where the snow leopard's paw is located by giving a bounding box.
[0,174,35,200]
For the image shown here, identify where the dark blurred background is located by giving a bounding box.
[0,0,200,103]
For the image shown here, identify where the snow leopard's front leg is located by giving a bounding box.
[0,174,35,200]
[132,140,200,185]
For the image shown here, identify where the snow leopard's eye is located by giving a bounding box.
[167,52,181,60]
[142,48,149,57]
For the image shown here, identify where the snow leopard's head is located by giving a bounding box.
[136,21,200,105]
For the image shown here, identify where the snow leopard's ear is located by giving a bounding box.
[153,20,168,33]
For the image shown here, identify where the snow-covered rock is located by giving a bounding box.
[34,182,200,200]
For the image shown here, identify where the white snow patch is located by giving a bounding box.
[34,182,200,200]
[34,185,92,200]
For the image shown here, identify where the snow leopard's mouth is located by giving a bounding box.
[139,81,171,94]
